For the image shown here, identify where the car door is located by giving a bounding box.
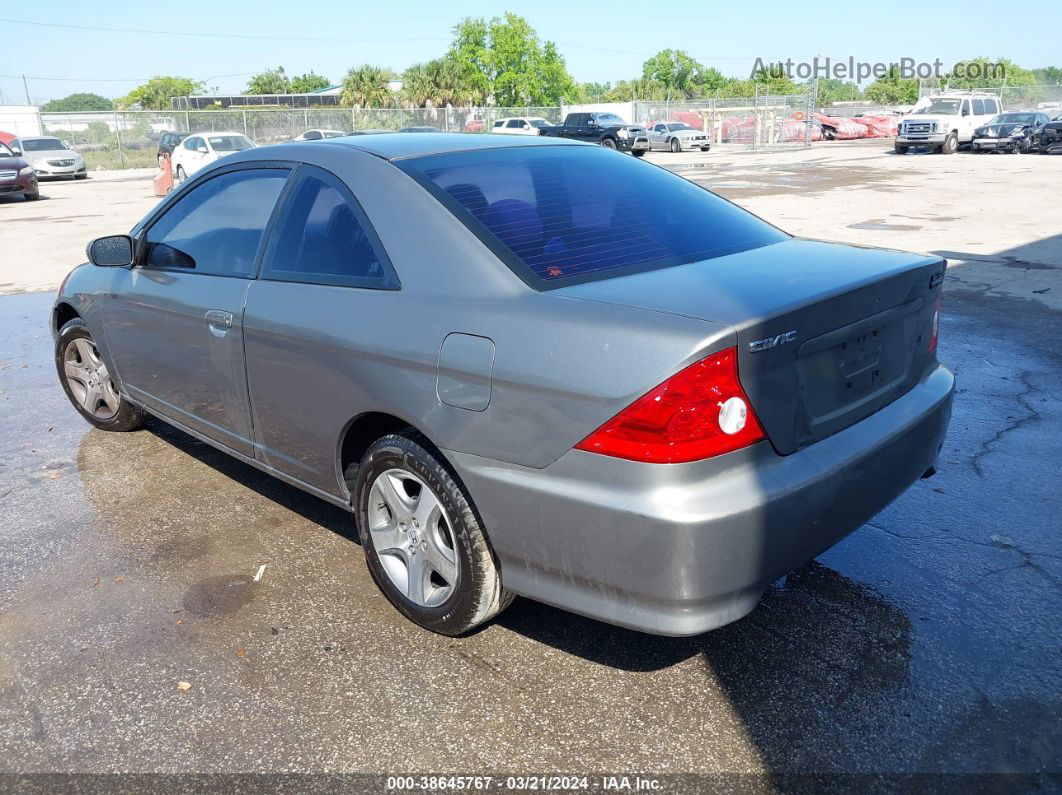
[102,163,291,456]
[649,124,667,148]
[242,163,399,495]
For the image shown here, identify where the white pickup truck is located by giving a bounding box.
[896,92,1003,154]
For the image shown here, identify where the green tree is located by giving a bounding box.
[290,71,331,93]
[448,13,577,106]
[42,93,113,112]
[340,64,395,108]
[813,78,863,106]
[246,67,292,94]
[605,78,667,102]
[641,49,714,97]
[1033,66,1062,84]
[946,57,1036,89]
[579,82,612,101]
[119,76,204,110]
[400,63,435,108]
[865,67,919,104]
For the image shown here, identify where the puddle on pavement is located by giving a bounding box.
[182,574,256,617]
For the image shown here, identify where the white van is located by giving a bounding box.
[896,92,1002,154]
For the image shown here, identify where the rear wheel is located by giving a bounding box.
[631,149,646,157]
[55,319,145,432]
[351,431,512,636]
[669,137,681,153]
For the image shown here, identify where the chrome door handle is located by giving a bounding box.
[205,309,234,335]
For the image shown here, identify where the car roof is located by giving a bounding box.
[306,132,584,161]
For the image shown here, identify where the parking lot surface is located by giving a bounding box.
[1,142,1060,783]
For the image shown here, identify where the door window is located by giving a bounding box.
[262,165,396,289]
[183,137,200,151]
[986,99,1000,115]
[506,119,524,128]
[143,168,288,277]
[973,99,985,115]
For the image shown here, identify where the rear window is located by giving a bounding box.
[403,145,786,286]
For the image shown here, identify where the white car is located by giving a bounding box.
[648,122,711,152]
[293,129,347,141]
[896,92,1002,154]
[11,136,87,179]
[171,132,256,182]
[489,117,551,135]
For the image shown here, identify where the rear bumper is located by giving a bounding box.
[449,364,954,636]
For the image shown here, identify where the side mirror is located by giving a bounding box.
[86,235,134,267]
[962,108,970,117]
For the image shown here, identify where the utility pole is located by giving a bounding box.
[22,74,31,105]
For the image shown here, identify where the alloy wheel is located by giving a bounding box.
[367,468,459,607]
[63,338,120,420]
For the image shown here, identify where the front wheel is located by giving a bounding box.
[941,132,958,154]
[352,432,512,636]
[895,142,909,154]
[600,138,618,150]
[55,319,145,431]
[24,189,40,201]
[175,165,187,183]
[75,173,88,180]
[669,137,681,153]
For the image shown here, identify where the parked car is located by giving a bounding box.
[490,117,551,135]
[0,141,39,201]
[400,126,443,133]
[293,129,347,141]
[895,92,1002,154]
[10,136,87,179]
[52,134,953,637]
[970,112,1051,153]
[171,132,256,182]
[1029,115,1062,154]
[157,131,189,158]
[538,112,650,156]
[647,121,711,152]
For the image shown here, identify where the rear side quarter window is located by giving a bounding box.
[260,165,398,290]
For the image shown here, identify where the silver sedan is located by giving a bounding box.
[12,136,87,179]
[52,134,951,637]
[648,122,711,152]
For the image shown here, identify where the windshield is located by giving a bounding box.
[405,146,787,286]
[596,114,628,126]
[666,123,693,131]
[923,99,961,115]
[990,113,1035,125]
[0,142,14,157]
[208,135,254,152]
[22,138,67,152]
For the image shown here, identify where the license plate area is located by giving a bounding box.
[797,297,923,434]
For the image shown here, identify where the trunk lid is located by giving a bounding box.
[556,238,945,454]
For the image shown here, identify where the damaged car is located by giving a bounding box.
[970,112,1051,153]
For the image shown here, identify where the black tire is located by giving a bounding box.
[75,173,88,180]
[700,146,710,152]
[941,132,958,154]
[24,189,40,201]
[631,149,646,157]
[55,318,145,432]
[175,165,187,183]
[895,142,908,155]
[669,137,681,153]
[600,138,618,150]
[351,431,512,636]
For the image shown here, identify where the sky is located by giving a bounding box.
[0,2,1053,105]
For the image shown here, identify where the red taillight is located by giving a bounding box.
[575,347,765,463]
[928,295,942,353]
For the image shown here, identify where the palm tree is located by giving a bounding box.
[426,58,477,108]
[341,65,395,108]
[400,63,434,109]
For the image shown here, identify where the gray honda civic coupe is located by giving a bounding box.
[52,134,953,636]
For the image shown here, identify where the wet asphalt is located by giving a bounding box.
[0,273,1060,783]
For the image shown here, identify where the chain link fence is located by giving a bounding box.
[38,107,566,170]
[632,89,818,148]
